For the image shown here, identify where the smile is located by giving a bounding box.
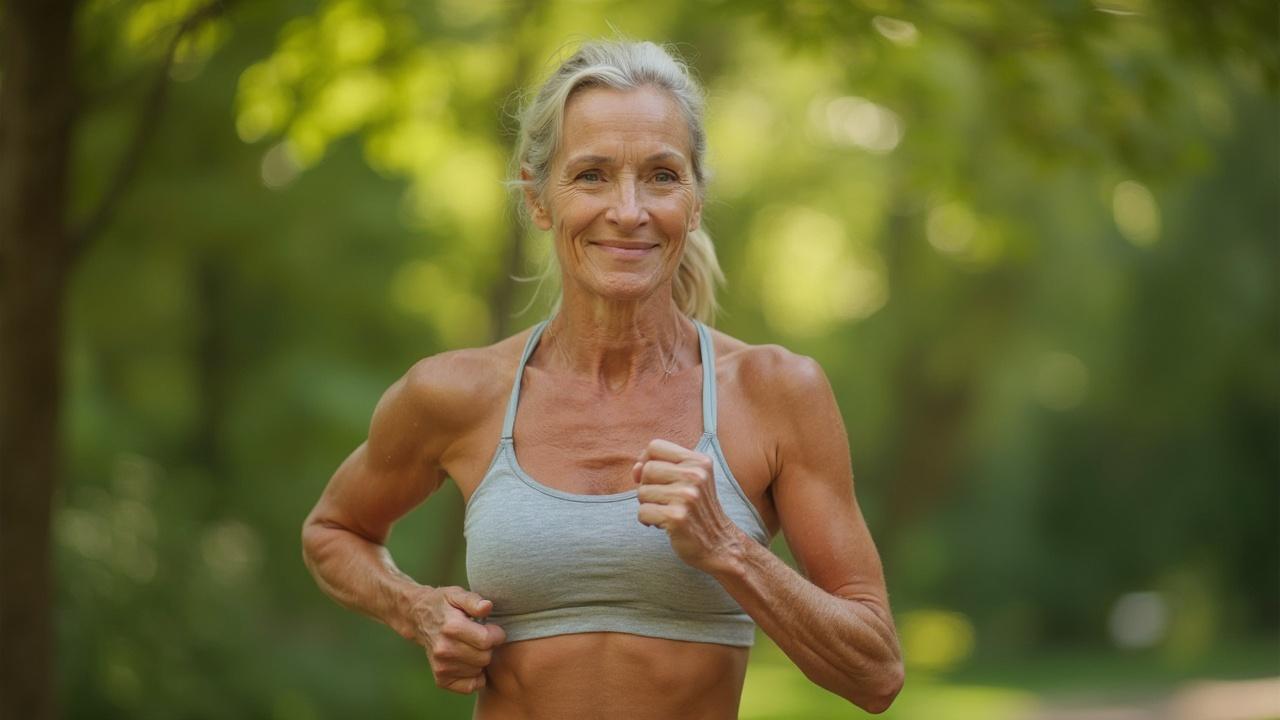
[589,242,659,258]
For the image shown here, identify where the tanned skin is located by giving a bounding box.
[302,86,903,720]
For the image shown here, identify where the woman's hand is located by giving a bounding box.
[633,438,746,574]
[405,585,507,695]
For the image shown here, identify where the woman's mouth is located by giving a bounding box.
[589,241,659,258]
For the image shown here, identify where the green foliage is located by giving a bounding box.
[56,0,1277,717]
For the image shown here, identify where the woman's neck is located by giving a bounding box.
[543,284,695,393]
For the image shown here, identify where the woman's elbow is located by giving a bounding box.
[300,512,336,571]
[301,519,320,571]
[849,661,904,714]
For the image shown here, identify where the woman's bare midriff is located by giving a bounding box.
[473,632,749,720]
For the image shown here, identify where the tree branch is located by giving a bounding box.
[72,0,235,258]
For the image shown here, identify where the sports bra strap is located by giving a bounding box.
[501,320,549,439]
[501,317,717,440]
[695,319,717,435]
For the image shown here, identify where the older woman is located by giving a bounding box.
[302,40,904,719]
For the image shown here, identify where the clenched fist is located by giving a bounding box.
[633,438,746,575]
[404,585,507,694]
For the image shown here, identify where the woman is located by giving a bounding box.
[302,40,904,719]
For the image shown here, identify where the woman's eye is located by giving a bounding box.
[654,170,678,183]
[577,171,603,183]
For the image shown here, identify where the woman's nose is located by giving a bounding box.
[605,178,648,230]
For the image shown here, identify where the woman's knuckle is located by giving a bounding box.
[438,671,483,694]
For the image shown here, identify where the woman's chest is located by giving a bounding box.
[514,383,704,495]
[449,368,779,537]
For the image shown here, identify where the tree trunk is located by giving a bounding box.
[0,1,78,719]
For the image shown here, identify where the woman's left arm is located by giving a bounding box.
[633,349,903,712]
[712,351,903,714]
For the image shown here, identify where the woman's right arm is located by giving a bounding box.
[301,354,506,693]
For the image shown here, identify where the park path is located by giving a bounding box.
[1026,676,1279,720]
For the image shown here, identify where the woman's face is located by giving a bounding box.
[529,85,702,303]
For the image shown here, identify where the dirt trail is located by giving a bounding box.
[1025,676,1280,720]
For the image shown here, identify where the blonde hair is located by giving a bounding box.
[508,39,724,324]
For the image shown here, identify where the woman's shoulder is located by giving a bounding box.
[706,329,843,478]
[707,327,826,387]
[395,327,539,429]
[706,327,833,411]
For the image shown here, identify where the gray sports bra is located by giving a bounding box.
[463,318,771,647]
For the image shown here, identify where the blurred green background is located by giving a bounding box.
[49,0,1277,718]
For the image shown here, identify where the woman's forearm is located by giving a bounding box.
[708,528,904,714]
[301,519,427,641]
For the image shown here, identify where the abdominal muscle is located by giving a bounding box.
[473,631,749,720]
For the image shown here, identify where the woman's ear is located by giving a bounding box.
[689,195,703,233]
[520,166,553,231]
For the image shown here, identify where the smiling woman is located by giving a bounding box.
[301,39,904,720]
[525,84,703,309]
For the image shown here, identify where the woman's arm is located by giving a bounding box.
[710,523,903,713]
[301,353,463,640]
[632,346,903,712]
[302,351,509,695]
[711,350,903,714]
